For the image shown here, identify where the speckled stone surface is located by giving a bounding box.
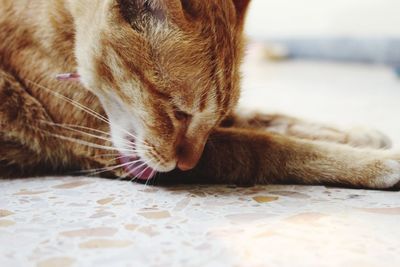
[2,51,400,266]
[1,178,400,267]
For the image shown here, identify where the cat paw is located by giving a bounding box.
[347,127,392,149]
[369,158,400,189]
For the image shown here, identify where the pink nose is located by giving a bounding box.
[176,139,205,171]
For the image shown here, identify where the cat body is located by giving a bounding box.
[1,0,399,189]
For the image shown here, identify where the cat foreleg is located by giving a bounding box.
[177,128,400,189]
[223,110,391,149]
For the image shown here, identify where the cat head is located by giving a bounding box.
[69,0,251,179]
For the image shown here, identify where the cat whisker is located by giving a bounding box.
[92,153,121,159]
[77,159,142,177]
[39,121,152,161]
[39,120,124,146]
[132,144,152,152]
[143,168,153,187]
[41,120,152,150]
[127,159,154,183]
[23,77,110,124]
[33,127,134,152]
[116,163,139,182]
[150,169,162,185]
[103,155,129,165]
[103,150,155,167]
[144,163,159,187]
[22,77,141,142]
[40,120,113,137]
[6,74,151,149]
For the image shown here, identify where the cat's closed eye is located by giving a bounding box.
[174,110,191,122]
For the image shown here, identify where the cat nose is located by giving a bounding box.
[176,138,206,171]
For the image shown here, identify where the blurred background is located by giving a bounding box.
[240,0,400,147]
[246,0,400,37]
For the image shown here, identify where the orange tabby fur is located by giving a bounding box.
[0,0,399,189]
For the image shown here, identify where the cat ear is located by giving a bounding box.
[232,0,251,22]
[117,0,172,23]
[56,73,81,82]
[118,0,189,25]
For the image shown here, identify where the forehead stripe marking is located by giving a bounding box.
[113,47,172,100]
[208,5,224,116]
[199,85,208,112]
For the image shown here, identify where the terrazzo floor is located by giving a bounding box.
[1,53,400,266]
[1,179,400,267]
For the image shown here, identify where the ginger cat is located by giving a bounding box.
[0,0,399,189]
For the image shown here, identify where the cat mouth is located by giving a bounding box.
[119,155,157,181]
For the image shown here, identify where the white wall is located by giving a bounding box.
[245,0,400,38]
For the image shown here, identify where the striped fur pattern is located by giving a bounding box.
[0,0,399,189]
